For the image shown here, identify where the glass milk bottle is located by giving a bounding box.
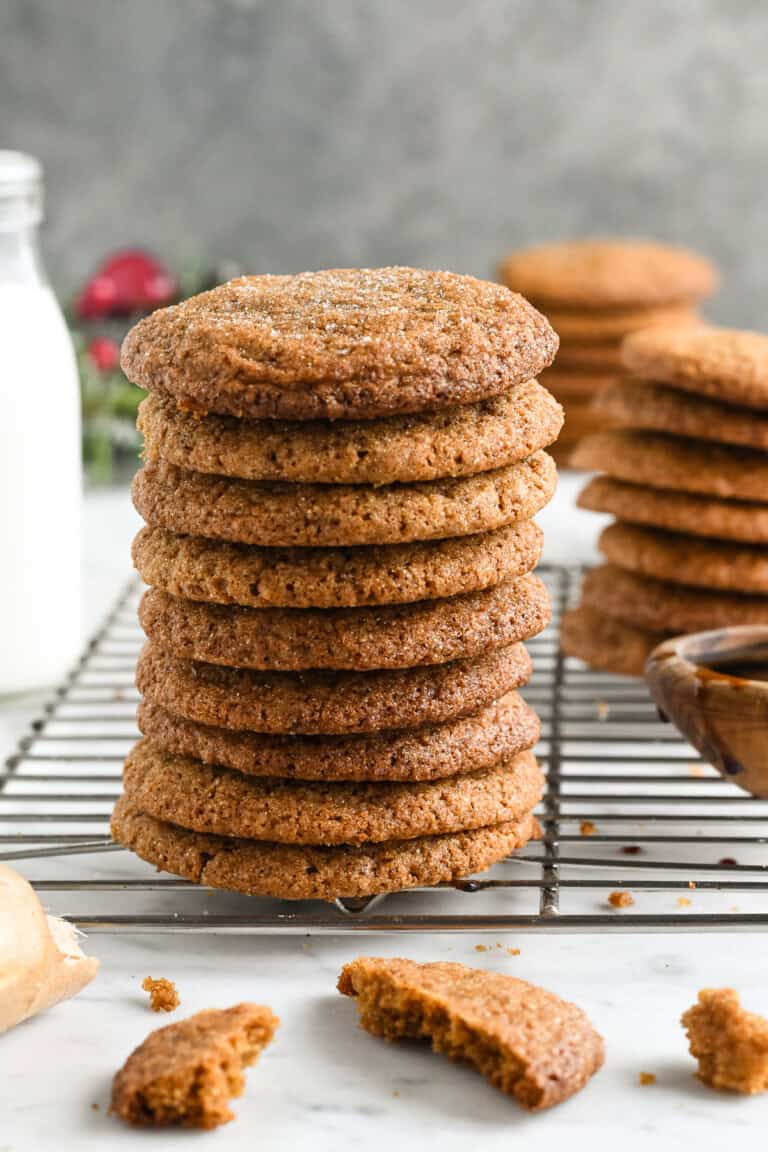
[0,152,81,692]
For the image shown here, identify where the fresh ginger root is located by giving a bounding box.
[0,862,98,1033]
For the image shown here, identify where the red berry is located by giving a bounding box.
[86,337,120,373]
[76,249,177,318]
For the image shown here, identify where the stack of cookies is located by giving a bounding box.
[562,326,768,676]
[112,268,562,902]
[498,239,717,464]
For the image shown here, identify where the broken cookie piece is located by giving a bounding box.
[338,957,604,1110]
[111,1003,279,1128]
[142,976,180,1013]
[682,988,768,1094]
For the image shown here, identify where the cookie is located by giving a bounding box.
[599,522,768,594]
[110,1004,278,1129]
[137,692,540,782]
[499,240,716,309]
[121,268,558,421]
[138,382,563,486]
[132,454,557,548]
[136,641,532,735]
[546,305,698,344]
[572,429,768,502]
[596,378,768,450]
[111,796,539,901]
[582,564,768,633]
[622,326,768,410]
[554,344,623,371]
[132,521,544,609]
[338,957,604,1110]
[540,369,615,401]
[137,576,551,672]
[122,740,543,845]
[560,605,664,677]
[578,476,768,544]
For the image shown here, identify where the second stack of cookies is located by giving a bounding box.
[562,326,768,676]
[498,239,717,464]
[114,267,563,901]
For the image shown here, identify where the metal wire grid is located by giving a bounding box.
[2,565,767,933]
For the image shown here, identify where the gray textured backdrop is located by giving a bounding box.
[2,0,767,325]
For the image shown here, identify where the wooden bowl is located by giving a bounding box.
[645,626,768,797]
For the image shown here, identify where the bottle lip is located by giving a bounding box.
[0,151,43,229]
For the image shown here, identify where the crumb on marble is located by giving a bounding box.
[682,988,768,1094]
[608,891,634,909]
[142,976,180,1013]
[677,897,692,908]
[474,944,488,953]
[580,820,597,837]
[639,1072,656,1086]
[596,701,610,721]
[507,948,521,956]
[719,858,738,868]
[91,1102,100,1111]
[621,845,641,855]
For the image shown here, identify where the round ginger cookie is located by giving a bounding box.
[572,430,768,503]
[138,576,551,672]
[111,796,539,901]
[600,522,768,594]
[545,304,699,344]
[578,476,768,544]
[121,268,558,422]
[560,605,665,678]
[499,240,717,309]
[582,564,768,634]
[136,641,532,735]
[132,453,557,548]
[622,326,768,410]
[122,740,543,845]
[137,692,540,783]
[132,521,543,610]
[138,382,563,486]
[596,378,768,450]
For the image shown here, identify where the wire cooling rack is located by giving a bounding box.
[2,565,767,933]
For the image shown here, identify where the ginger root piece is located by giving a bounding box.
[338,957,604,1110]
[0,862,98,1034]
[682,988,768,1094]
[111,1003,279,1128]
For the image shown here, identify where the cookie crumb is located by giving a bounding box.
[507,948,521,956]
[90,1102,100,1111]
[392,1090,400,1098]
[621,845,641,855]
[688,881,696,890]
[111,1003,279,1128]
[596,701,610,722]
[639,1072,656,1086]
[142,976,180,1013]
[719,857,738,868]
[677,897,692,908]
[580,820,597,837]
[475,944,488,953]
[688,764,706,778]
[608,891,634,909]
[682,988,768,1094]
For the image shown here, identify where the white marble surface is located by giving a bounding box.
[2,479,767,1149]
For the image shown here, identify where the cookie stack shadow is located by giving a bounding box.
[499,239,717,465]
[562,325,768,676]
[112,267,563,902]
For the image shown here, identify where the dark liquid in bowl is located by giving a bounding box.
[699,656,768,682]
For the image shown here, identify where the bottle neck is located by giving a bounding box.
[0,224,47,286]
